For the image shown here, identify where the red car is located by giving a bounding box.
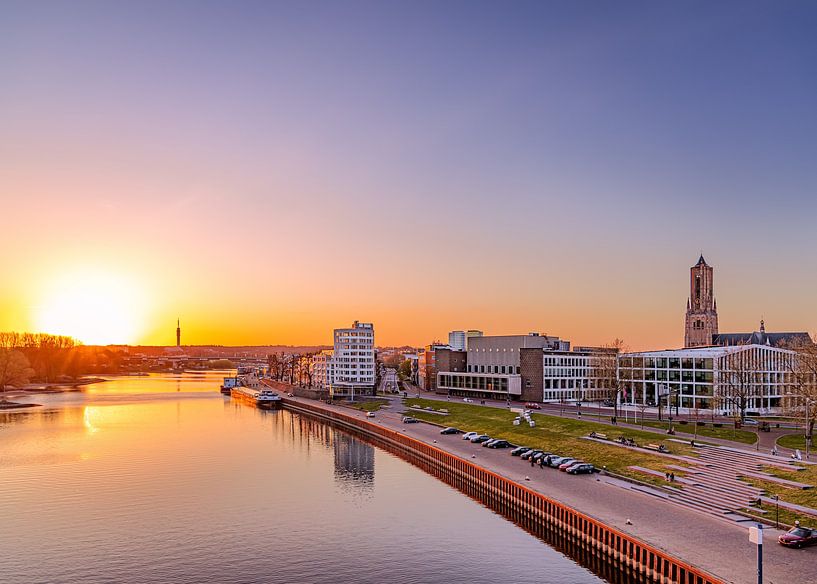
[778,527,817,548]
[524,402,541,409]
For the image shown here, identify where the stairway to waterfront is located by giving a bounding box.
[629,443,813,522]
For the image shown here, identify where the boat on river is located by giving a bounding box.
[231,386,282,409]
[220,377,239,395]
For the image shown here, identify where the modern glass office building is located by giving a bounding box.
[620,344,800,415]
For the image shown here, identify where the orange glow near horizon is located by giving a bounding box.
[32,267,150,346]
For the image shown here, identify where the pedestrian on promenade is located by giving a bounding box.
[530,456,535,467]
[665,472,670,481]
[538,456,544,469]
[670,472,675,482]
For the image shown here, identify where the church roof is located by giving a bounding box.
[695,254,707,266]
[712,331,812,348]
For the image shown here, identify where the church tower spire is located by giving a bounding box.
[176,318,181,348]
[684,255,719,347]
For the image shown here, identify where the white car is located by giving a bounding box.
[366,412,376,418]
[462,431,479,441]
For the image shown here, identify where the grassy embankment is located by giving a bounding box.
[343,399,390,412]
[403,398,695,486]
[777,433,811,450]
[743,463,817,526]
[635,419,757,445]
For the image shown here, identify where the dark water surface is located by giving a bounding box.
[0,372,604,584]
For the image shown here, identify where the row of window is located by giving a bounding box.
[438,374,510,392]
[544,357,590,367]
[466,365,520,374]
[620,358,714,369]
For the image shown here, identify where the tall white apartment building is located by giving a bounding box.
[311,349,334,389]
[330,321,376,398]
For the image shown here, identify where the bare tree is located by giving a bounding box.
[782,337,817,445]
[719,347,765,422]
[590,339,627,418]
[299,353,315,388]
[0,349,35,400]
[267,353,284,381]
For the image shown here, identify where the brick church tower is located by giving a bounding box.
[684,255,719,347]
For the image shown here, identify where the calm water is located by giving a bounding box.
[0,372,604,584]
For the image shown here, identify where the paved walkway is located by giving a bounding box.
[282,394,816,584]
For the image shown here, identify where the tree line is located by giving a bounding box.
[0,332,125,394]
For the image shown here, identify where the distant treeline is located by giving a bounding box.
[0,332,125,385]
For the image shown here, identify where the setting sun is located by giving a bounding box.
[34,269,148,345]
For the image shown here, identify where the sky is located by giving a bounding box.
[1,1,816,349]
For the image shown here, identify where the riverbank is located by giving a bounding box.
[0,401,40,410]
[4,377,108,397]
[274,391,814,584]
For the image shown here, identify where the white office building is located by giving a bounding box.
[448,329,483,351]
[620,344,806,415]
[330,321,376,398]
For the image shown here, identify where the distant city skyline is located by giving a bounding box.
[2,2,815,349]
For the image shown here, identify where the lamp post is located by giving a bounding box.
[806,398,813,460]
[773,494,779,529]
[788,394,814,460]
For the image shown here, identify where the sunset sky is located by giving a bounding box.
[2,2,816,349]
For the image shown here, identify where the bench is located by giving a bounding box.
[645,443,663,451]
[589,433,609,440]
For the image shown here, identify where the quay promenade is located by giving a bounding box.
[276,393,815,584]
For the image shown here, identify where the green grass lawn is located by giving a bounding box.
[635,420,757,445]
[403,398,695,486]
[742,464,817,526]
[344,399,389,412]
[777,433,813,450]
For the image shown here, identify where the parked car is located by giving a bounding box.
[521,449,543,461]
[487,440,511,449]
[558,459,580,471]
[402,416,419,423]
[462,431,479,441]
[471,434,491,444]
[366,412,376,418]
[532,451,551,462]
[778,527,817,548]
[510,446,531,456]
[602,399,615,407]
[548,456,570,468]
[483,439,499,447]
[440,427,461,435]
[524,402,541,410]
[567,463,596,475]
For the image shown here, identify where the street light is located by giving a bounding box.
[773,494,780,529]
[787,394,814,459]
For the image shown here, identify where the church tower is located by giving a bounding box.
[176,318,181,348]
[684,255,718,347]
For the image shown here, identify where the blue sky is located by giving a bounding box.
[2,1,816,347]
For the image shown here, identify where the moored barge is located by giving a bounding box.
[230,386,282,409]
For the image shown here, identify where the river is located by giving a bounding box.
[0,372,604,583]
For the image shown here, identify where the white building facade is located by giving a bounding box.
[448,329,483,351]
[311,349,334,389]
[542,350,611,403]
[330,321,376,398]
[620,344,804,415]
